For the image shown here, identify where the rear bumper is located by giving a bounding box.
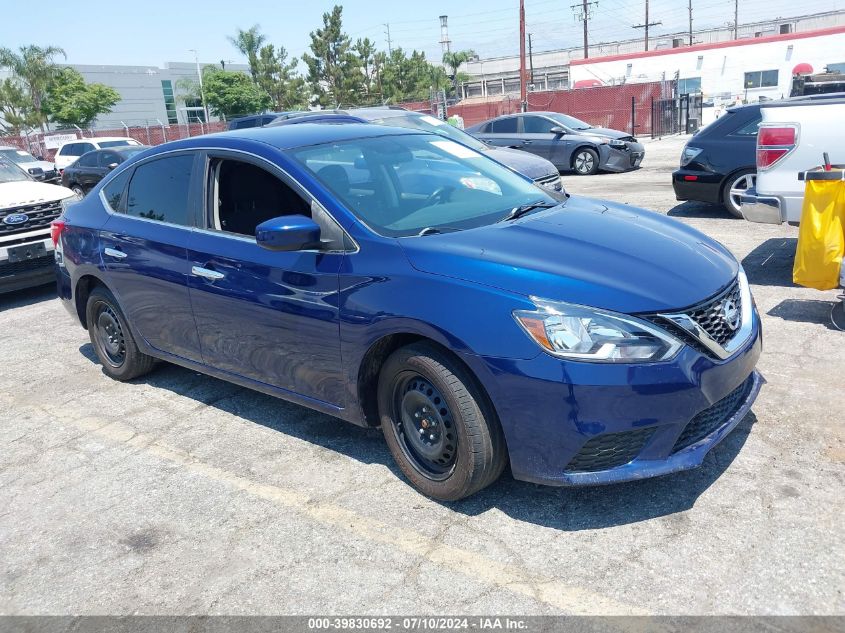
[672,169,723,204]
[740,187,784,224]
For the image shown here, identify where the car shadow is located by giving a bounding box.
[667,201,739,219]
[741,238,797,287]
[78,343,756,530]
[0,283,56,312]
[768,299,842,330]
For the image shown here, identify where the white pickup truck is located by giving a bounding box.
[740,95,845,225]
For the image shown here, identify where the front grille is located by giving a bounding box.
[0,255,54,278]
[672,376,754,453]
[687,279,742,346]
[534,173,562,190]
[565,427,656,473]
[0,200,62,237]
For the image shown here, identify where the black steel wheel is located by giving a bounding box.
[85,286,156,381]
[377,342,507,500]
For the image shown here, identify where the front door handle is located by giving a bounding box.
[521,140,533,145]
[104,247,127,260]
[191,266,225,281]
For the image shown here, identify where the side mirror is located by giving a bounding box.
[255,214,321,252]
[549,126,566,136]
[107,162,119,170]
[28,167,44,178]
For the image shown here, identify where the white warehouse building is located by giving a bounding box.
[568,26,845,115]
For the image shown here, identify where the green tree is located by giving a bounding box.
[353,37,377,102]
[43,68,120,128]
[255,44,307,111]
[0,45,66,132]
[442,49,475,98]
[228,25,266,81]
[302,5,364,107]
[0,78,40,134]
[374,48,446,103]
[202,66,271,118]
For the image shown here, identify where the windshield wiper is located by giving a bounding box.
[499,200,558,222]
[417,226,461,236]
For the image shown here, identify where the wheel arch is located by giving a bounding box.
[719,166,756,203]
[74,273,108,329]
[570,144,600,168]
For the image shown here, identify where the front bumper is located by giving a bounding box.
[463,314,762,486]
[740,186,784,224]
[601,142,645,173]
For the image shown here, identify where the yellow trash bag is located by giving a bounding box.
[793,178,845,291]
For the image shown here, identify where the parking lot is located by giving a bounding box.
[0,134,842,616]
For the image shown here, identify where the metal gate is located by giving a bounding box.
[651,92,703,138]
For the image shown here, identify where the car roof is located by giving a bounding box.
[0,145,31,151]
[61,136,135,145]
[206,122,423,150]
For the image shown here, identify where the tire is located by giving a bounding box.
[572,147,600,175]
[71,184,84,197]
[722,169,756,218]
[377,342,507,501]
[85,286,155,381]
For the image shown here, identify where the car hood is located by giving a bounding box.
[581,127,633,140]
[0,180,76,209]
[399,196,738,314]
[483,146,558,180]
[19,160,56,173]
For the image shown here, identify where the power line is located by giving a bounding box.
[632,0,662,51]
[571,0,598,58]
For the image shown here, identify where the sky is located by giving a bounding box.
[2,0,844,68]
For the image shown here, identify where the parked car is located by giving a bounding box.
[54,123,761,500]
[0,158,77,293]
[741,95,845,225]
[672,104,761,217]
[54,137,141,171]
[268,107,563,191]
[466,111,645,175]
[227,112,301,130]
[0,146,60,183]
[61,146,149,196]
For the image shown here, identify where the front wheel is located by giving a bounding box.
[572,148,600,175]
[723,170,756,218]
[86,287,155,381]
[377,343,506,501]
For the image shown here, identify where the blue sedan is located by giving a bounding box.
[53,123,762,500]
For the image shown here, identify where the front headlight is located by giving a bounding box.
[514,297,682,363]
[608,139,627,149]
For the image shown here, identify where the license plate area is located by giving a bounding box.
[8,242,47,263]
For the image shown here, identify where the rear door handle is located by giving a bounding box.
[521,140,533,145]
[104,247,127,260]
[191,266,225,281]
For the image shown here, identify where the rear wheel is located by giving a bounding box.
[377,343,506,501]
[86,287,155,381]
[723,170,756,218]
[572,148,600,175]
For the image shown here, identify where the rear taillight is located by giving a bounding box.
[50,219,66,247]
[757,125,797,170]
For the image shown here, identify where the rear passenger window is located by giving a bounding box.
[126,155,194,225]
[102,170,131,212]
[491,117,517,133]
[732,116,762,136]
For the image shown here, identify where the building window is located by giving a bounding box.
[744,70,779,89]
[678,77,701,94]
[779,23,792,34]
[161,80,178,124]
[183,99,206,123]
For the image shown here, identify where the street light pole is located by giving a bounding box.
[188,49,209,123]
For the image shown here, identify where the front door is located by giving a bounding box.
[100,152,203,363]
[186,152,346,407]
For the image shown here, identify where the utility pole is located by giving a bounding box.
[187,48,209,124]
[571,0,598,59]
[384,23,392,55]
[519,0,527,111]
[633,0,662,52]
[733,0,739,39]
[688,0,693,46]
[528,33,535,87]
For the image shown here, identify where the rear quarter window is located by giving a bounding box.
[125,154,194,225]
[102,169,132,212]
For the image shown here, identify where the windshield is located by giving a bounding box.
[371,114,489,152]
[0,159,30,184]
[0,148,38,164]
[292,133,562,237]
[546,113,593,131]
[99,140,139,148]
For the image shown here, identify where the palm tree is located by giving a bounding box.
[0,45,66,133]
[228,25,266,81]
[442,49,475,99]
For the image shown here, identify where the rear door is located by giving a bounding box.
[479,116,522,150]
[99,152,203,362]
